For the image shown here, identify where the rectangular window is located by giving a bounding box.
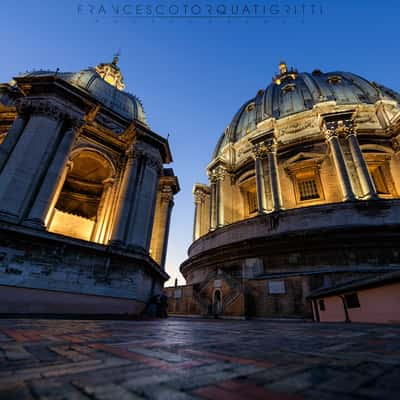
[247,191,257,214]
[298,178,320,201]
[318,299,326,311]
[345,293,360,309]
[268,280,286,294]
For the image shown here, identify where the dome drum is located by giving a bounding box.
[179,63,400,319]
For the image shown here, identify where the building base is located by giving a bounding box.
[0,221,168,316]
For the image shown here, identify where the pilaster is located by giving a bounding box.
[0,98,81,223]
[24,120,83,229]
[125,143,163,252]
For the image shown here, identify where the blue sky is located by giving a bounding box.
[1,0,399,285]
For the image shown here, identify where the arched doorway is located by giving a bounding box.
[213,289,223,316]
[47,149,115,243]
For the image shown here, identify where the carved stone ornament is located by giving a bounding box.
[125,146,136,160]
[279,119,315,135]
[194,189,206,204]
[252,142,269,159]
[15,98,82,123]
[324,119,355,139]
[160,186,174,203]
[355,111,374,124]
[134,142,162,174]
[214,165,226,181]
[95,113,124,134]
[392,135,400,152]
[209,172,218,184]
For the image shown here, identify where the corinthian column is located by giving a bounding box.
[0,99,71,222]
[45,161,73,227]
[0,102,29,173]
[266,139,283,212]
[109,148,139,246]
[91,178,115,243]
[160,193,174,269]
[210,174,217,231]
[323,121,355,201]
[193,189,203,241]
[215,166,226,228]
[126,147,162,252]
[343,121,377,199]
[151,186,175,268]
[252,144,268,214]
[24,123,82,229]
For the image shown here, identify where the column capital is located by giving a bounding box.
[160,186,174,204]
[14,98,31,117]
[125,147,135,160]
[392,134,400,153]
[252,143,269,159]
[194,189,206,204]
[65,160,74,171]
[324,119,356,140]
[134,141,163,175]
[252,138,278,158]
[102,177,115,187]
[144,154,162,175]
[340,120,356,139]
[323,123,339,140]
[211,165,226,181]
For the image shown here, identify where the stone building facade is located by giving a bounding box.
[0,56,179,315]
[168,62,400,319]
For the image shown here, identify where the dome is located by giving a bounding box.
[62,68,146,123]
[214,63,400,156]
[15,58,146,124]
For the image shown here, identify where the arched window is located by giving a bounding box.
[237,172,257,218]
[47,149,115,243]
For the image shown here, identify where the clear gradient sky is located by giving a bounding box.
[1,0,399,285]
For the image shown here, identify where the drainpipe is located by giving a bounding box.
[339,295,351,323]
[312,299,320,322]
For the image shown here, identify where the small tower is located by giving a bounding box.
[95,53,125,90]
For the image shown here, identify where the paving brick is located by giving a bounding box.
[130,348,191,363]
[266,371,316,393]
[0,382,34,400]
[30,380,89,400]
[193,386,247,400]
[1,344,34,361]
[0,318,399,399]
[168,365,263,390]
[183,349,273,368]
[72,380,143,400]
[49,345,91,362]
[142,385,199,400]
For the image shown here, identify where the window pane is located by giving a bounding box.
[298,179,320,201]
[248,191,257,213]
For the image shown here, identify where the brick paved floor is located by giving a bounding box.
[0,318,399,399]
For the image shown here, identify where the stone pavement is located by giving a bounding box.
[0,318,399,399]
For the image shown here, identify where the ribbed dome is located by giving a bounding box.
[213,65,400,157]
[16,68,146,124]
